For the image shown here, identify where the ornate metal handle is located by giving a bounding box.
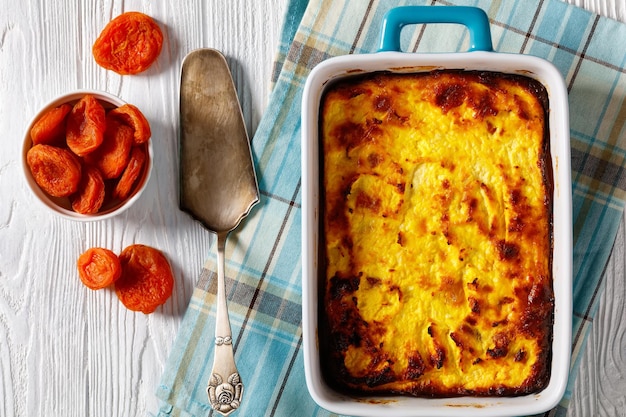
[207,233,243,416]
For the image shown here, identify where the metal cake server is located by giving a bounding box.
[179,48,259,416]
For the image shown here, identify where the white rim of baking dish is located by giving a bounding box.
[301,47,572,417]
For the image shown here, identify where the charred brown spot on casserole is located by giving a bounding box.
[319,70,553,397]
[435,83,467,113]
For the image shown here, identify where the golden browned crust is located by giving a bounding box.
[319,70,553,397]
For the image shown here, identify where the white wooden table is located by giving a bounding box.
[0,1,623,416]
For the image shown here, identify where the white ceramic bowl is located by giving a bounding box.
[301,8,572,416]
[22,90,153,221]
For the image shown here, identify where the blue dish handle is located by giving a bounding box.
[378,6,493,52]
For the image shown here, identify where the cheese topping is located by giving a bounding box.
[321,71,553,397]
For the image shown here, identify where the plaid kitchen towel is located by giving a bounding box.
[155,0,626,416]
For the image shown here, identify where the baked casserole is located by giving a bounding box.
[320,70,553,397]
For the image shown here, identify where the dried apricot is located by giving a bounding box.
[92,12,163,75]
[109,104,151,145]
[113,146,146,200]
[71,165,106,214]
[27,94,152,215]
[30,104,72,145]
[85,116,133,179]
[77,247,122,290]
[115,244,174,313]
[66,95,106,156]
[27,144,82,197]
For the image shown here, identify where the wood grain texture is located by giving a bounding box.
[0,1,624,417]
[0,1,287,416]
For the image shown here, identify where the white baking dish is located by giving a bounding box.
[301,6,572,417]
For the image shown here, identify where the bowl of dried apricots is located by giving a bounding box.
[22,90,153,220]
